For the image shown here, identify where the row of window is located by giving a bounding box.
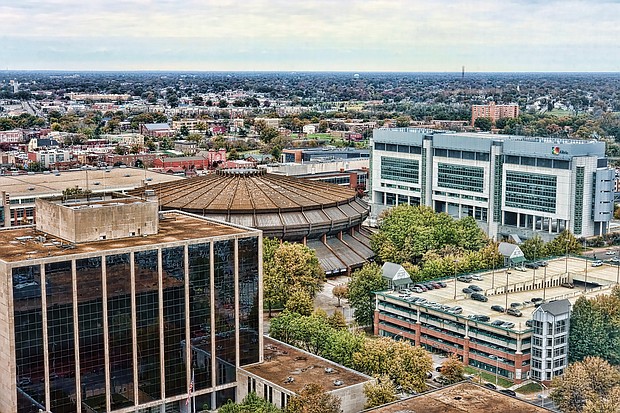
[505,171,557,213]
[437,163,485,193]
[434,148,490,162]
[504,155,570,170]
[375,142,423,154]
[380,156,420,184]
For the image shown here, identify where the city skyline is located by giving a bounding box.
[2,0,619,72]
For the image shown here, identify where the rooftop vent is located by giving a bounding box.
[284,376,295,384]
[333,380,344,387]
[324,368,334,374]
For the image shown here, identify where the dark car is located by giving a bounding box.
[536,261,548,267]
[500,389,517,397]
[531,297,544,304]
[471,293,488,302]
[506,308,522,317]
[437,281,447,288]
[469,285,483,292]
[484,382,497,390]
[491,320,505,326]
[473,315,490,322]
[561,282,575,289]
[525,262,540,269]
[430,282,441,289]
[525,319,533,327]
[424,283,436,290]
[462,287,474,294]
[491,305,505,312]
[510,302,522,309]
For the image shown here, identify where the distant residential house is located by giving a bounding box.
[27,149,73,169]
[498,242,526,268]
[152,156,210,171]
[139,123,175,138]
[173,140,198,155]
[0,129,24,144]
[381,262,413,290]
[303,124,317,134]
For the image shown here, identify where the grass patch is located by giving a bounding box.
[464,366,513,388]
[515,382,543,394]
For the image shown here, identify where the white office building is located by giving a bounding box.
[370,128,614,241]
[530,300,571,381]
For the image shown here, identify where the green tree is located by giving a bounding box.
[285,383,341,413]
[519,235,546,261]
[551,357,620,413]
[219,392,282,413]
[27,161,43,172]
[545,229,582,256]
[363,375,397,408]
[328,310,347,330]
[347,263,388,326]
[260,127,279,143]
[474,116,493,131]
[323,329,365,368]
[440,353,465,384]
[395,116,412,127]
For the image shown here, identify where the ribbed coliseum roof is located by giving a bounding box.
[130,169,361,213]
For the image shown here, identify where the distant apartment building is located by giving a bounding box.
[0,129,24,144]
[67,92,131,102]
[139,123,175,138]
[254,118,281,129]
[371,128,614,241]
[472,102,519,126]
[27,149,73,169]
[282,148,369,164]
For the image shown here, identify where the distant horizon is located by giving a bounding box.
[2,69,620,75]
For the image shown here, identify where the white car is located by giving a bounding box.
[471,274,483,281]
[592,260,604,267]
[606,250,616,256]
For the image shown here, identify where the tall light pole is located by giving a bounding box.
[565,239,569,275]
[543,265,547,301]
[453,260,459,300]
[616,259,619,285]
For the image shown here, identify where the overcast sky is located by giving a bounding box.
[1,0,619,72]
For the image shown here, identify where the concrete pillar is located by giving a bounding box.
[373,310,380,335]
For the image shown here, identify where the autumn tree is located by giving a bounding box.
[332,284,348,307]
[353,337,432,393]
[440,353,465,384]
[284,288,314,316]
[347,263,388,326]
[285,383,341,413]
[364,375,397,408]
[328,310,347,330]
[263,239,324,316]
[550,357,620,413]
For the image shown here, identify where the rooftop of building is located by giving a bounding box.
[241,337,371,394]
[127,168,363,214]
[0,167,184,199]
[365,382,551,413]
[378,256,620,333]
[0,210,252,263]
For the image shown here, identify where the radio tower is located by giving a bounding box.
[462,66,465,79]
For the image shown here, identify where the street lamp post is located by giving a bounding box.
[453,260,458,300]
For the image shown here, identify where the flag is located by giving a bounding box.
[186,370,194,406]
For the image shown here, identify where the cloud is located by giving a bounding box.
[1,0,619,70]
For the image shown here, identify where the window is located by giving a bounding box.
[505,171,557,213]
[556,319,567,333]
[555,335,567,346]
[437,163,484,192]
[533,337,542,347]
[381,157,419,184]
[375,143,385,151]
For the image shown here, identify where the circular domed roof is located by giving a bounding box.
[129,169,369,240]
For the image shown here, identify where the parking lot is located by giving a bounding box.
[390,256,620,329]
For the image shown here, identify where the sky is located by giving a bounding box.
[1,0,620,72]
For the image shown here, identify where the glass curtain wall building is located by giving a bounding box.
[0,200,261,413]
[370,128,614,241]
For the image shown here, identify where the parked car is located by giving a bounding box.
[536,261,548,267]
[491,305,505,312]
[501,321,515,328]
[469,285,483,292]
[484,382,497,390]
[468,314,490,322]
[457,275,472,283]
[414,284,428,292]
[448,306,463,314]
[510,302,522,309]
[437,281,447,288]
[491,320,505,326]
[610,257,620,264]
[606,250,617,255]
[433,376,449,385]
[412,286,424,293]
[525,320,533,327]
[506,308,522,317]
[424,283,437,290]
[561,282,574,289]
[471,293,488,302]
[471,274,483,281]
[592,260,604,267]
[500,389,517,397]
[531,297,544,304]
[525,262,540,269]
[462,287,473,294]
[514,266,527,272]
[430,282,441,289]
